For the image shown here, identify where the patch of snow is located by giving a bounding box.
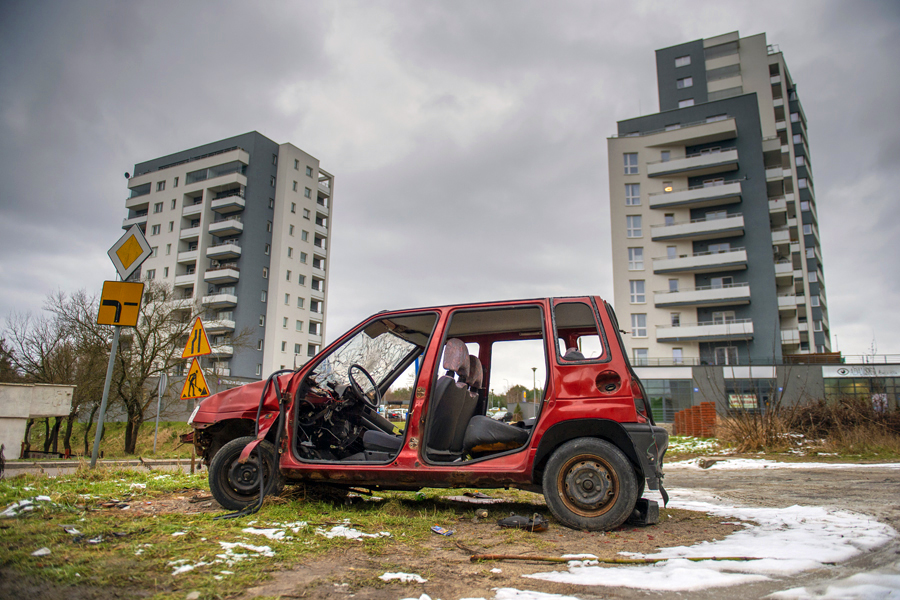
[769,559,900,599]
[129,483,146,489]
[493,589,584,600]
[242,527,287,540]
[379,572,426,583]
[171,531,187,536]
[525,489,897,592]
[666,458,900,471]
[315,524,391,540]
[491,568,503,574]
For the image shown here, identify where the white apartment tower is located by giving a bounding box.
[124,132,334,381]
[609,32,829,368]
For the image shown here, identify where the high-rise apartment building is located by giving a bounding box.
[609,31,829,368]
[123,132,334,381]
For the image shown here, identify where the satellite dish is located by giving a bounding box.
[124,172,131,179]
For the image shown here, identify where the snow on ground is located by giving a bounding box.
[523,487,897,592]
[769,560,900,599]
[667,458,900,470]
[666,437,720,453]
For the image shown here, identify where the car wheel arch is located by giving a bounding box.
[532,419,644,485]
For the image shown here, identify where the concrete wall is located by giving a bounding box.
[0,383,75,459]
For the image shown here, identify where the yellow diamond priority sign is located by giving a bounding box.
[181,358,210,400]
[108,225,152,281]
[182,317,212,359]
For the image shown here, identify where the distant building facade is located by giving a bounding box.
[124,132,334,381]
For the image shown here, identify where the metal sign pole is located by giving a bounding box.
[91,325,121,468]
[153,373,168,454]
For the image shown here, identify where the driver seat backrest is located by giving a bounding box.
[426,338,470,454]
[448,354,482,454]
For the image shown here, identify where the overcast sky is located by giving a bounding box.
[2,0,899,362]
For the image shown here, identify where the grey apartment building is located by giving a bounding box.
[123,132,334,382]
[608,32,843,419]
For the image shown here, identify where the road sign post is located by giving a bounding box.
[92,226,152,468]
[153,373,168,454]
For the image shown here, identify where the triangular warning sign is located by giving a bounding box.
[181,358,210,400]
[182,317,212,358]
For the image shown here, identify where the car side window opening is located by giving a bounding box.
[554,301,606,361]
[424,305,546,463]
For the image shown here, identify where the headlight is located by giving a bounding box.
[187,405,201,426]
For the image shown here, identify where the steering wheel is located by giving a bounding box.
[348,364,381,409]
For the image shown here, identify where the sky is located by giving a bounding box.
[2,0,900,364]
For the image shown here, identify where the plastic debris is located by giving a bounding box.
[32,547,51,557]
[431,525,455,536]
[497,513,549,532]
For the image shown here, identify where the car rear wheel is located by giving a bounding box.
[542,437,638,531]
[209,436,284,511]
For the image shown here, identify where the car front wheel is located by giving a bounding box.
[542,437,638,531]
[209,436,284,511]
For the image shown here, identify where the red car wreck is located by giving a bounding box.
[187,295,668,531]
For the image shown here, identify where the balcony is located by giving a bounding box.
[778,294,802,313]
[648,181,742,210]
[177,249,199,264]
[204,265,240,284]
[122,213,148,229]
[125,196,150,211]
[207,240,241,260]
[211,193,245,214]
[776,120,787,131]
[209,216,243,237]
[174,273,196,287]
[182,202,204,217]
[771,227,795,245]
[318,180,332,196]
[651,214,744,242]
[209,345,234,357]
[180,226,201,241]
[205,319,236,333]
[310,287,325,301]
[201,293,237,308]
[652,248,747,274]
[657,319,754,342]
[654,283,750,308]
[775,261,794,284]
[614,116,737,145]
[647,149,738,178]
[781,329,800,345]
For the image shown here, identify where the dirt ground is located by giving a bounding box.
[3,463,899,600]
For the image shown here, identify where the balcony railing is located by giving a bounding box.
[651,213,744,241]
[647,148,739,178]
[656,318,754,342]
[648,180,742,210]
[654,282,750,307]
[652,248,747,274]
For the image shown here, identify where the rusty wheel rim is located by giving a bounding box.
[557,453,619,517]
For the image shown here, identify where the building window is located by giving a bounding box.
[801,201,810,212]
[810,295,820,307]
[304,187,312,198]
[670,313,681,327]
[668,279,679,292]
[627,247,644,271]
[709,242,731,254]
[264,243,270,255]
[300,252,308,264]
[712,311,736,324]
[301,230,309,241]
[814,320,823,332]
[667,246,677,259]
[297,297,304,309]
[256,364,262,376]
[269,198,275,209]
[625,183,640,206]
[145,269,156,280]
[790,112,800,123]
[798,178,809,189]
[257,339,263,351]
[675,55,691,67]
[664,214,675,226]
[283,317,288,328]
[298,274,306,285]
[306,166,313,177]
[167,221,173,232]
[286,270,291,281]
[154,202,163,213]
[633,348,648,366]
[261,291,267,302]
[288,247,293,258]
[626,215,642,238]
[795,156,806,167]
[259,315,266,327]
[711,276,733,289]
[270,176,276,187]
[170,199,176,210]
[631,314,647,338]
[173,177,179,188]
[806,248,815,258]
[308,344,319,357]
[624,153,638,175]
[285,293,290,305]
[262,267,268,278]
[294,343,301,354]
[715,346,738,365]
[149,246,158,258]
[267,221,273,232]
[310,300,321,313]
[166,243,171,256]
[676,76,693,89]
[296,320,303,332]
[292,181,298,192]
[272,154,278,165]
[672,348,683,364]
[294,159,300,170]
[629,280,645,303]
[281,341,287,352]
[309,322,320,335]
[289,224,295,236]
[660,151,670,163]
[303,208,310,219]
[291,202,296,213]
[157,181,165,192]
[803,224,812,235]
[678,98,695,108]
[808,272,818,283]
[793,134,803,145]
[150,224,160,235]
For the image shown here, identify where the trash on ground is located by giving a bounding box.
[2,496,56,518]
[463,491,493,499]
[379,572,427,583]
[31,547,51,557]
[431,525,455,536]
[497,513,549,532]
[475,509,490,519]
